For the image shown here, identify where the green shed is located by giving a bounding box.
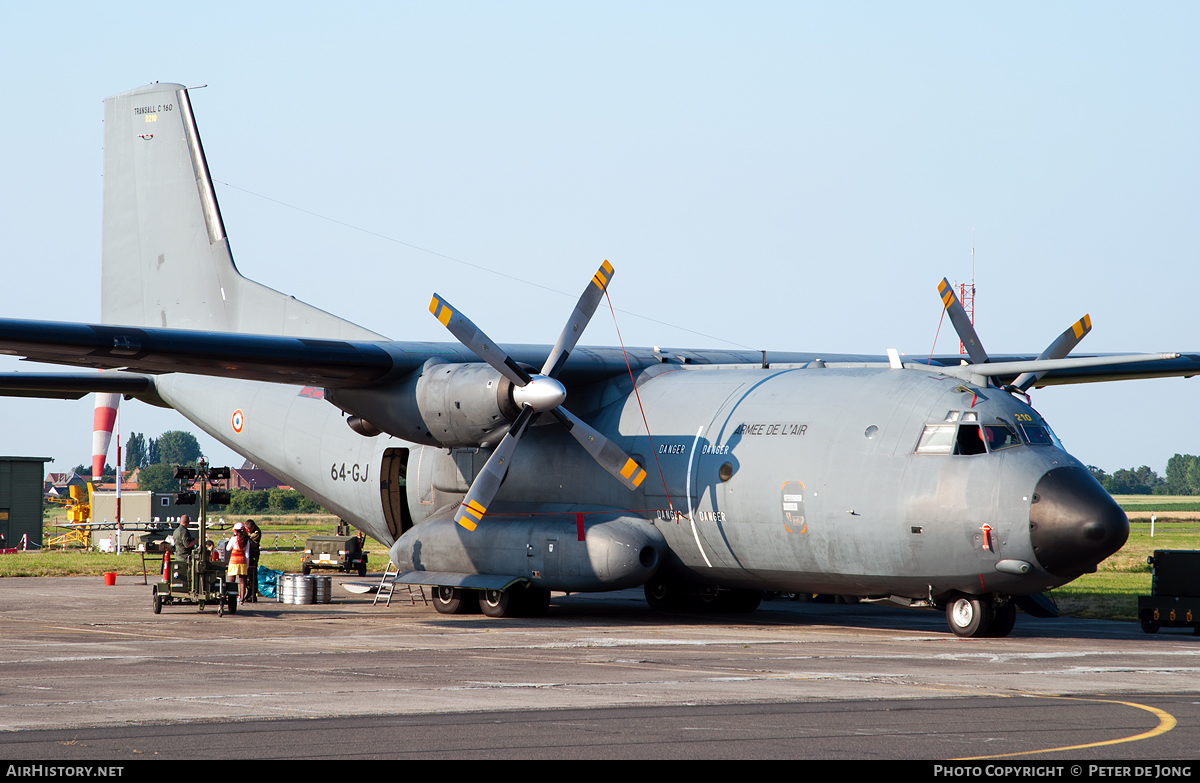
[0,457,52,549]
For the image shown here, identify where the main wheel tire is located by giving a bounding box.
[691,586,722,612]
[644,578,684,611]
[520,587,551,617]
[433,586,474,615]
[479,588,517,618]
[152,591,162,615]
[357,560,367,578]
[984,601,1017,638]
[946,595,994,638]
[302,563,311,575]
[1141,613,1161,634]
[227,593,238,615]
[719,589,763,614]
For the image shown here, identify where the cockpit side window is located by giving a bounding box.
[915,423,990,455]
[955,424,987,455]
[915,424,956,454]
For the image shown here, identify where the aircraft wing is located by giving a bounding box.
[0,317,417,387]
[0,316,1197,393]
[0,315,816,389]
[939,353,1200,387]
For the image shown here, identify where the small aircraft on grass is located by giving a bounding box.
[2,83,1194,636]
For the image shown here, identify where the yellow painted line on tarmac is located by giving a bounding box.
[954,695,1176,760]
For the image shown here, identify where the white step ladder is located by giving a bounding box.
[373,561,427,607]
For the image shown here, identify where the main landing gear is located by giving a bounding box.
[944,593,1016,638]
[431,584,550,618]
[643,576,762,614]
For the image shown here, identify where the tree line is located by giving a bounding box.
[126,430,324,513]
[1088,454,1200,495]
[71,431,201,481]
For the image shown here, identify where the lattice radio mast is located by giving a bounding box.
[956,231,976,355]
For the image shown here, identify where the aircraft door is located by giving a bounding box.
[542,538,559,581]
[379,448,413,538]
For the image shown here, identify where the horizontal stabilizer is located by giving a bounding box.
[0,372,151,399]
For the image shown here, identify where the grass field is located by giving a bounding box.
[15,506,1200,623]
[1113,494,1200,513]
[4,510,388,578]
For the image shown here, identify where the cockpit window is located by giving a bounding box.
[916,423,991,455]
[1020,424,1053,446]
[955,424,987,455]
[984,422,1022,450]
[915,424,957,454]
[917,419,1029,456]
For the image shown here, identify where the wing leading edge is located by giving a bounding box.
[0,315,1196,395]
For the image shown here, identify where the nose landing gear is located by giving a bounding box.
[945,593,1016,638]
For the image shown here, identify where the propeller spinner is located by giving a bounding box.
[430,261,647,531]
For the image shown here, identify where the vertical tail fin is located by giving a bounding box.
[101,83,382,340]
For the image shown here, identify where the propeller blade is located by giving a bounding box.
[541,260,615,378]
[938,278,988,365]
[1013,314,1093,391]
[454,405,536,531]
[429,294,532,386]
[550,407,647,491]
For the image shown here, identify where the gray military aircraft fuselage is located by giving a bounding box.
[1,82,1181,638]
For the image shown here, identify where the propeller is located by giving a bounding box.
[938,278,988,364]
[1011,314,1091,391]
[937,278,1093,393]
[429,261,647,531]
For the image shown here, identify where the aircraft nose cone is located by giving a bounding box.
[1029,466,1129,578]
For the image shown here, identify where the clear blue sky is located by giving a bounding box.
[1,2,1196,476]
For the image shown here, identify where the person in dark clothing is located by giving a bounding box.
[244,519,262,602]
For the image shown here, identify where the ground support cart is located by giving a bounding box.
[153,552,239,616]
[302,534,368,577]
[149,459,238,616]
[1137,549,1200,634]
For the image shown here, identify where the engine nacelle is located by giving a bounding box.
[414,362,520,447]
[327,360,520,448]
[389,514,667,593]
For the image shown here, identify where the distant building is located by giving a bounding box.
[4,457,54,548]
[231,461,290,491]
[44,470,88,496]
[89,490,200,550]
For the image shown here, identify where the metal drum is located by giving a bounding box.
[279,573,314,604]
[313,575,332,604]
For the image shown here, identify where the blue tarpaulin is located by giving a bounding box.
[258,566,283,598]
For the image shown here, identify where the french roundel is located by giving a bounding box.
[232,409,244,433]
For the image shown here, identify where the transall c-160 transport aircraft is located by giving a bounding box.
[3,83,1196,637]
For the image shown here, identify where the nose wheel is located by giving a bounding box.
[946,594,1015,638]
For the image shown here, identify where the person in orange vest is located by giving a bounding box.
[225,522,251,605]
